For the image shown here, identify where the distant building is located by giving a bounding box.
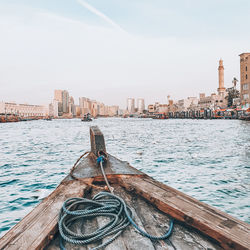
[218,59,226,97]
[54,90,63,103]
[177,97,198,112]
[127,98,135,113]
[148,104,155,113]
[108,106,119,116]
[75,105,81,117]
[239,53,250,108]
[69,96,76,117]
[0,102,47,117]
[50,99,59,117]
[54,90,63,116]
[54,90,70,115]
[198,93,226,110]
[62,90,69,114]
[137,98,145,113]
[158,104,168,113]
[79,97,92,115]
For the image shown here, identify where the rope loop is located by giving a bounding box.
[59,152,174,249]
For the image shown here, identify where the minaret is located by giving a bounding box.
[218,59,226,96]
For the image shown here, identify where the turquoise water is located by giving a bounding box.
[0,118,249,236]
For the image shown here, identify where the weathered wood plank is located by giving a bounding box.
[119,176,250,250]
[0,180,87,250]
[116,186,156,250]
[89,188,127,250]
[71,154,144,180]
[90,126,106,156]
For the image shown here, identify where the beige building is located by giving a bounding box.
[54,90,69,115]
[49,100,59,117]
[218,59,226,97]
[0,102,48,117]
[127,98,135,114]
[177,97,198,112]
[54,90,63,115]
[198,93,226,110]
[79,97,92,115]
[148,104,155,113]
[137,98,145,113]
[239,53,250,108]
[108,106,119,116]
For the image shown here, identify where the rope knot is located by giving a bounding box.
[97,155,105,163]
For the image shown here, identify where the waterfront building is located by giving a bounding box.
[99,103,106,116]
[198,93,226,110]
[218,59,226,97]
[147,102,168,114]
[91,101,99,118]
[137,98,145,113]
[54,90,70,115]
[108,106,119,116]
[54,90,63,103]
[239,53,250,108]
[177,97,198,112]
[148,104,155,113]
[79,97,92,115]
[158,104,168,113]
[54,90,63,116]
[0,102,48,117]
[127,98,135,114]
[75,105,81,117]
[69,96,76,117]
[62,90,69,114]
[49,99,59,117]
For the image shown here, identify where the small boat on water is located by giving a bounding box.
[44,116,52,121]
[0,126,249,250]
[152,113,169,119]
[81,113,92,122]
[239,108,250,121]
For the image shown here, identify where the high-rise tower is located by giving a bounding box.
[127,98,135,113]
[218,59,226,96]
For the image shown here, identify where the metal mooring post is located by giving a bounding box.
[90,126,106,157]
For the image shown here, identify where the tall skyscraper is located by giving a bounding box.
[239,53,250,108]
[54,90,63,103]
[217,59,226,96]
[54,90,69,115]
[54,90,63,116]
[127,98,135,113]
[137,98,145,113]
[62,90,69,114]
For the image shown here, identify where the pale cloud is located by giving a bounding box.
[76,0,127,34]
[0,3,247,108]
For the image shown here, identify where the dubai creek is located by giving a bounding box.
[0,118,249,236]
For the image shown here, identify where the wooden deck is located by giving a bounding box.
[0,126,249,250]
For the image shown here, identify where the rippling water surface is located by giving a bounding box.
[0,118,249,236]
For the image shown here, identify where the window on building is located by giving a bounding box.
[243,83,249,90]
[246,74,248,79]
[243,94,249,100]
[246,66,248,71]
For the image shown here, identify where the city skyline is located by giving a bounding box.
[0,1,250,108]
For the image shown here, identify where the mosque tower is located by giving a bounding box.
[218,59,226,96]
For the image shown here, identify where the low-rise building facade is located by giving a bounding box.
[239,53,250,108]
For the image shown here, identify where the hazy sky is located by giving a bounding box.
[0,0,249,108]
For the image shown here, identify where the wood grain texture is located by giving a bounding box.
[0,180,87,250]
[119,176,250,250]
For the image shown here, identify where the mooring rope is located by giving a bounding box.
[58,154,174,250]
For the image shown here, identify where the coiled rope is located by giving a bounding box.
[58,153,174,250]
